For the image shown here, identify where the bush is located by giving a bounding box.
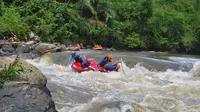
[124,33,146,49]
[0,63,19,88]
[1,0,200,54]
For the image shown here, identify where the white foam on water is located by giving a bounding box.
[169,57,200,64]
[26,58,200,112]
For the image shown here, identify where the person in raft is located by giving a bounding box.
[69,51,95,70]
[69,51,83,63]
[82,59,96,70]
[98,54,112,67]
[104,62,121,72]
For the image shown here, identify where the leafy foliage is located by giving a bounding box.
[0,0,200,54]
[0,7,28,39]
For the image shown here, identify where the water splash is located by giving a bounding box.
[190,61,200,77]
[169,57,200,64]
[26,56,200,112]
[65,93,136,112]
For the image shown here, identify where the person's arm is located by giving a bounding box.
[69,55,74,62]
[88,65,96,70]
[87,60,96,70]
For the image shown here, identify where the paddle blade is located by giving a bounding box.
[60,67,65,72]
[121,58,126,75]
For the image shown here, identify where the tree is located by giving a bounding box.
[0,7,28,39]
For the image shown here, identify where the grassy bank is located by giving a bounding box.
[0,64,19,87]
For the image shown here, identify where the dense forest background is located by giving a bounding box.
[1,0,200,54]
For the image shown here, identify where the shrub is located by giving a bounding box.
[0,63,19,88]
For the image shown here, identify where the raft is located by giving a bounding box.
[71,59,108,73]
[97,66,108,72]
[92,45,103,50]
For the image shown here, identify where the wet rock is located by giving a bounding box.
[24,41,39,51]
[31,43,57,54]
[16,59,47,86]
[25,41,37,45]
[0,81,57,112]
[0,57,57,112]
[106,48,116,51]
[0,49,8,55]
[0,57,16,69]
[2,45,14,53]
[51,44,67,52]
[16,45,30,53]
[66,46,80,51]
[0,57,47,86]
[39,86,52,97]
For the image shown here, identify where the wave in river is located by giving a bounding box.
[26,57,200,112]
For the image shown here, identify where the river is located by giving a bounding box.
[26,49,200,112]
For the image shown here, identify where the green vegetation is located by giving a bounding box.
[0,64,19,87]
[1,0,200,54]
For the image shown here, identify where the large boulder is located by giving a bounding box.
[66,46,80,51]
[0,49,13,56]
[31,43,56,54]
[0,57,16,69]
[25,41,37,45]
[0,57,47,86]
[51,44,67,52]
[0,81,57,112]
[25,41,39,50]
[16,59,47,87]
[0,57,57,112]
[16,45,30,53]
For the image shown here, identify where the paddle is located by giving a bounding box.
[121,58,126,75]
[60,67,65,72]
[60,53,74,72]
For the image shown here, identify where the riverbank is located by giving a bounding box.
[0,41,69,57]
[0,56,57,112]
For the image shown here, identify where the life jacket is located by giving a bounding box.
[74,55,83,62]
[81,59,89,68]
[104,64,117,71]
[99,57,111,67]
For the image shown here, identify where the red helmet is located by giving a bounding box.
[106,54,112,59]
